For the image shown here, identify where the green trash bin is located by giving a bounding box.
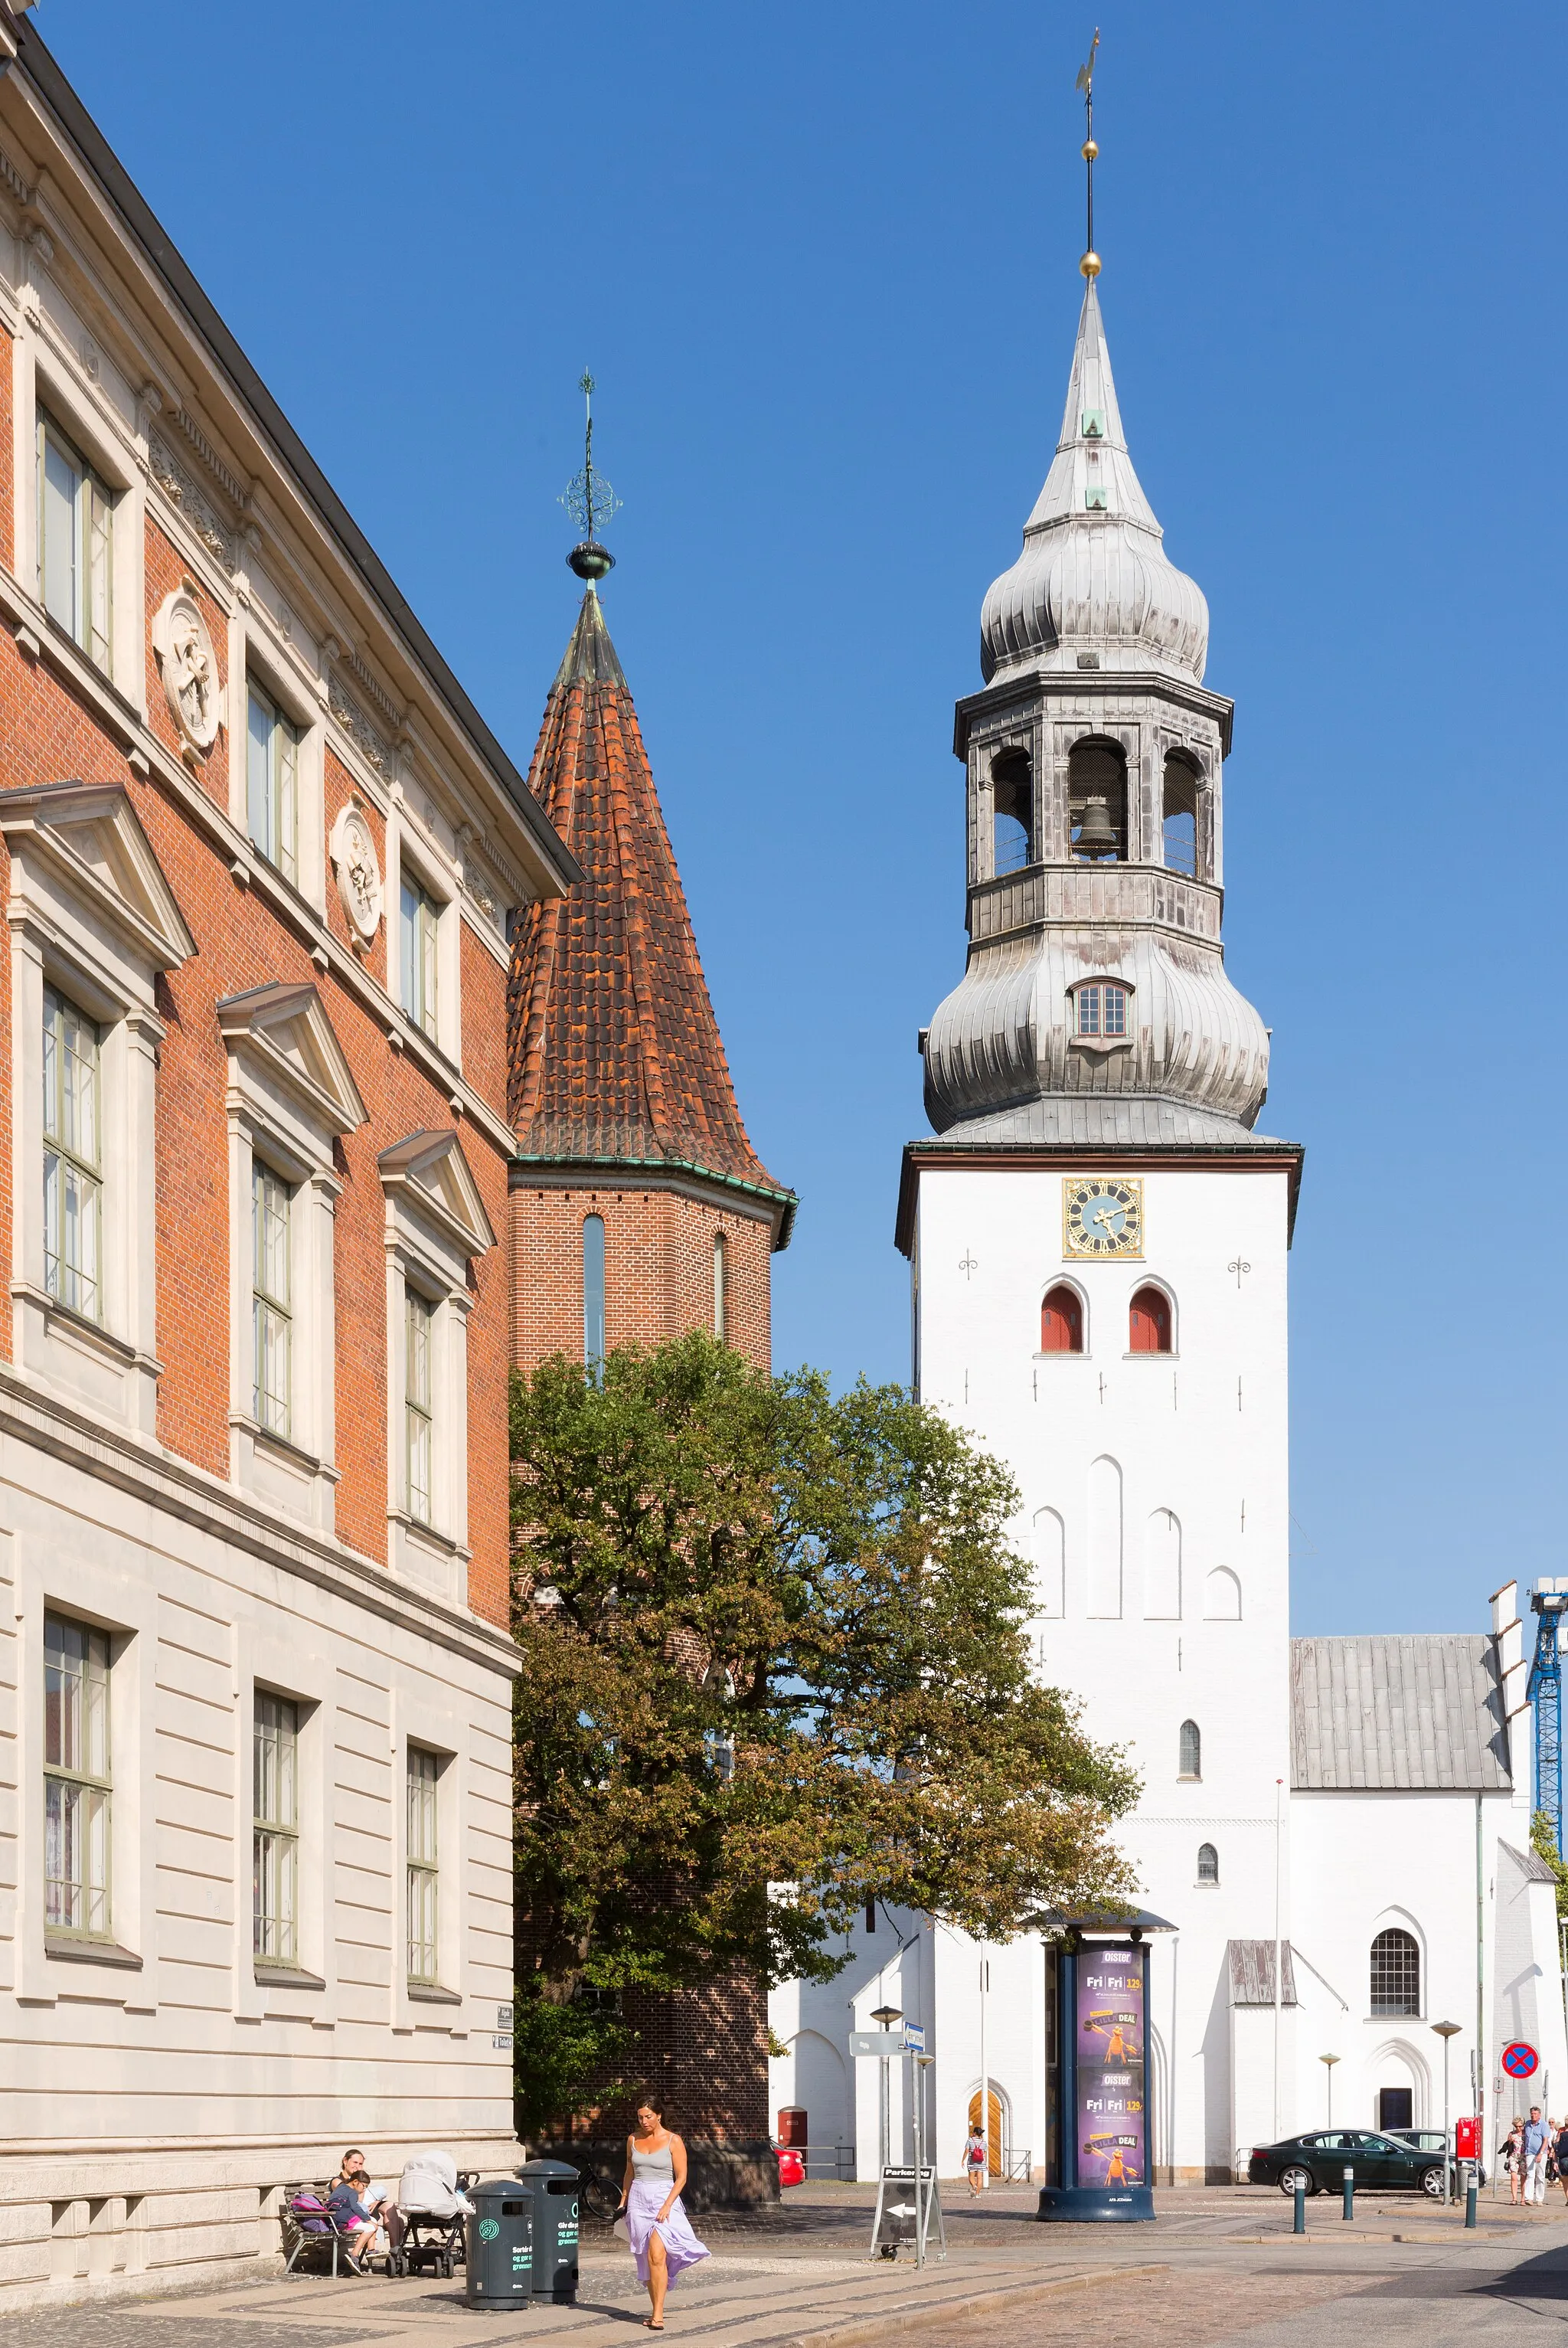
[464,2177,534,2308]
[514,2159,580,2302]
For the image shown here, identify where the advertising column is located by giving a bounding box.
[1038,1937,1155,2222]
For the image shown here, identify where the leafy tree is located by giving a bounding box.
[1530,1807,1568,1925]
[510,1331,1136,2134]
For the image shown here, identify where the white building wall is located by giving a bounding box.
[0,1421,518,2308]
[913,1160,1292,2183]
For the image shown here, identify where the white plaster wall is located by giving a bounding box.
[0,1427,518,2308]
[1285,1787,1560,2161]
[913,1163,1292,2181]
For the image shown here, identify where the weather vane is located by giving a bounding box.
[1075,28,1101,280]
[560,371,622,581]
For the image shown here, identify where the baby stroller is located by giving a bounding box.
[385,2150,475,2279]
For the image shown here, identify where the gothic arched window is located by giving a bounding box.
[1162,751,1200,877]
[1040,1284,1084,1355]
[1069,738,1128,862]
[1370,1928,1421,2017]
[1129,1284,1174,1353]
[1179,1719,1201,1780]
[1197,1842,1219,1885]
[991,747,1033,875]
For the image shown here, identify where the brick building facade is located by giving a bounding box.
[508,583,794,2193]
[0,14,576,2307]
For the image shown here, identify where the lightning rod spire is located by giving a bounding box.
[562,371,622,583]
[1075,28,1102,280]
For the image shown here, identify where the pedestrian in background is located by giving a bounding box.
[1522,2106,1550,2205]
[616,2098,709,2330]
[1501,2117,1525,2206]
[962,2125,987,2196]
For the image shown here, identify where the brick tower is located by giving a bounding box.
[508,585,794,1369]
[508,576,794,2196]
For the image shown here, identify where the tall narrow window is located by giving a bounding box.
[246,681,299,881]
[713,1232,728,1342]
[43,986,102,1321]
[990,747,1033,875]
[1129,1285,1174,1353]
[1068,739,1128,862]
[44,1613,112,1938]
[1040,1284,1084,1355]
[37,410,113,675]
[407,1745,439,1987]
[1179,1718,1201,1780]
[1197,1842,1219,1885]
[253,1692,298,1965]
[583,1214,606,1376]
[252,1162,292,1438]
[1370,1927,1421,2017]
[406,1289,433,1524]
[399,875,440,1039]
[1162,751,1199,878]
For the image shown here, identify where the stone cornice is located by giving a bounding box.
[895,1136,1305,1258]
[954,669,1235,761]
[0,1364,519,1679]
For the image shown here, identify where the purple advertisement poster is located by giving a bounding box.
[1075,1943,1146,2188]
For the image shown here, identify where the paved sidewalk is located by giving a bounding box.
[5,2183,1566,2347]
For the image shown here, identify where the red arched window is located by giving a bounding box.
[1041,1284,1084,1355]
[1129,1285,1173,1353]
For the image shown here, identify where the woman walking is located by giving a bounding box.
[962,2124,987,2196]
[1502,2115,1525,2207]
[617,2098,709,2329]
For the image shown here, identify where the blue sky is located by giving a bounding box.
[38,2,1568,1639]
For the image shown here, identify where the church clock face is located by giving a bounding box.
[1063,1176,1145,1260]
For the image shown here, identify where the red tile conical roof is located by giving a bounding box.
[508,590,793,1234]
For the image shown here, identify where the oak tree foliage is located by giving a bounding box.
[510,1332,1135,2131]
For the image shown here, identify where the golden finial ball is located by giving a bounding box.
[1080,250,1102,280]
[1082,139,1099,161]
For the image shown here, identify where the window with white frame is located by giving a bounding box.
[44,1612,112,1938]
[407,1745,439,1985]
[252,1162,292,1439]
[42,985,102,1321]
[246,679,298,882]
[253,1691,299,1965]
[37,409,113,675]
[405,1289,434,1523]
[399,874,440,1039]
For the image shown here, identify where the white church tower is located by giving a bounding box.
[893,261,1304,2184]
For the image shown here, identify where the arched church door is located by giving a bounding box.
[967,2088,1006,2176]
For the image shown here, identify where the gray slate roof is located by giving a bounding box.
[1499,1839,1558,1886]
[1290,1635,1511,1792]
[1228,1940,1298,2006]
[919,1097,1288,1149]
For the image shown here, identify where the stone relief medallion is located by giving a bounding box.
[152,587,222,752]
[330,802,383,943]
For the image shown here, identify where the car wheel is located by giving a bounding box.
[1419,2165,1445,2198]
[1279,2164,1315,2197]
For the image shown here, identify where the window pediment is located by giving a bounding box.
[217,981,366,1139]
[0,781,196,972]
[378,1128,495,1259]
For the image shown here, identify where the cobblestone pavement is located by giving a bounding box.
[6,2185,1566,2347]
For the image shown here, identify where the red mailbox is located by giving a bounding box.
[776,2107,808,2147]
[1455,2115,1480,2161]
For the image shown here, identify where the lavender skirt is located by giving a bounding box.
[623,2178,710,2288]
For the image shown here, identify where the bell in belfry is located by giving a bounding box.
[1072,792,1118,859]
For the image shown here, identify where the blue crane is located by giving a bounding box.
[1527,1588,1568,1856]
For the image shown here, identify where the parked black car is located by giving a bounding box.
[1247,2129,1446,2196]
[1385,2127,1487,2187]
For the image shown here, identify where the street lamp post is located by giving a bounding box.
[1432,2022,1462,2205]
[871,2003,903,2171]
[1320,2052,1340,2127]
